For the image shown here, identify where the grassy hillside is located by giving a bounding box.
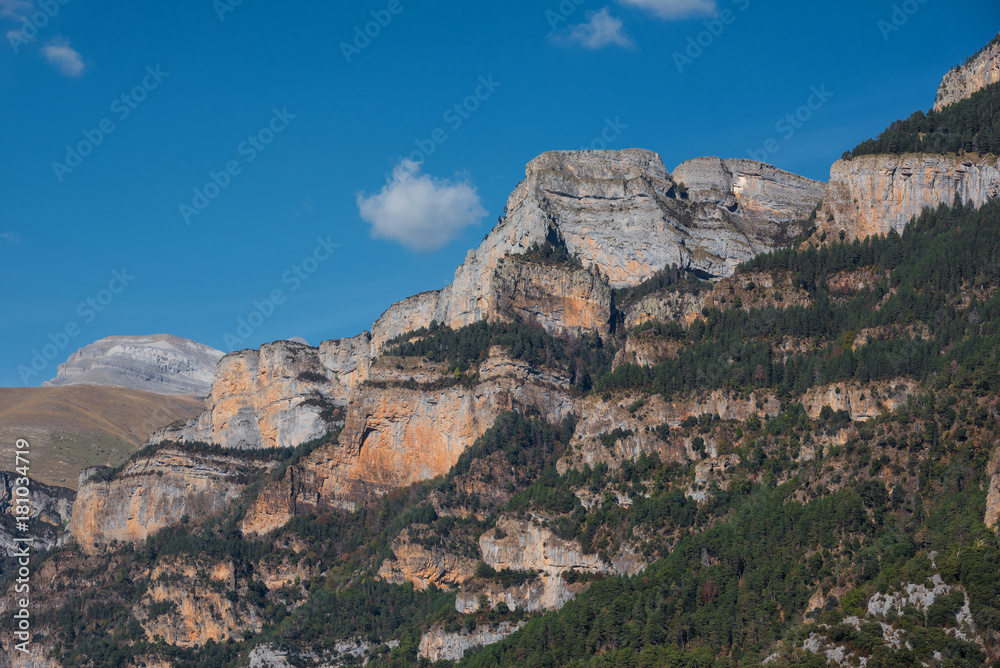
[0,386,203,488]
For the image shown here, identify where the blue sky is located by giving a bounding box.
[0,0,997,387]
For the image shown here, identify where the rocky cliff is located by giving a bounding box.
[241,349,576,532]
[69,447,274,552]
[935,35,1000,110]
[369,150,823,351]
[0,473,74,558]
[43,334,224,397]
[454,514,645,615]
[136,557,263,647]
[152,336,370,450]
[821,154,1000,240]
[419,621,525,663]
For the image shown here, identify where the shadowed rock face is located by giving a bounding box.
[43,334,224,397]
[935,35,1000,110]
[0,473,74,559]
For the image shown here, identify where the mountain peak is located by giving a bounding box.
[43,334,224,396]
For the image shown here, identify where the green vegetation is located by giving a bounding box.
[27,194,1000,667]
[387,318,615,391]
[600,198,1000,398]
[850,80,1000,157]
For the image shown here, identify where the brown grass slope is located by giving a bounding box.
[0,386,203,489]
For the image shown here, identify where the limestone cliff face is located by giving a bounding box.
[378,526,479,590]
[935,36,1000,110]
[419,622,525,663]
[493,256,611,336]
[242,350,576,533]
[0,473,74,556]
[558,391,781,474]
[370,150,823,350]
[801,379,919,422]
[455,515,645,614]
[983,448,1000,531]
[821,155,1000,240]
[69,447,273,552]
[137,557,262,647]
[153,336,371,450]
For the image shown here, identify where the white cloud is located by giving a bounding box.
[42,40,84,76]
[0,0,33,20]
[619,0,718,20]
[356,160,487,252]
[553,8,634,50]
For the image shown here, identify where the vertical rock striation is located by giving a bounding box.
[821,155,1000,240]
[935,35,1000,110]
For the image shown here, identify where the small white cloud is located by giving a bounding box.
[619,0,717,20]
[42,40,84,77]
[356,160,487,252]
[553,8,634,50]
[0,0,33,20]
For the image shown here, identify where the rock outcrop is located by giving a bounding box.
[935,35,1000,110]
[370,150,823,351]
[821,155,1000,240]
[43,334,224,397]
[137,557,262,647]
[802,379,919,422]
[455,515,645,614]
[378,526,479,590]
[242,350,577,530]
[493,256,612,336]
[0,473,74,558]
[69,447,274,552]
[558,391,780,474]
[153,336,370,450]
[419,622,525,662]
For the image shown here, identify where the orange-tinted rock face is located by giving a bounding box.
[69,448,272,553]
[935,36,1000,110]
[493,256,611,336]
[378,527,478,590]
[821,155,1000,241]
[138,557,261,647]
[242,351,577,534]
[153,336,370,450]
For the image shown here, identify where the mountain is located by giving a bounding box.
[0,386,204,488]
[43,334,224,397]
[10,33,1000,668]
[936,35,1000,110]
